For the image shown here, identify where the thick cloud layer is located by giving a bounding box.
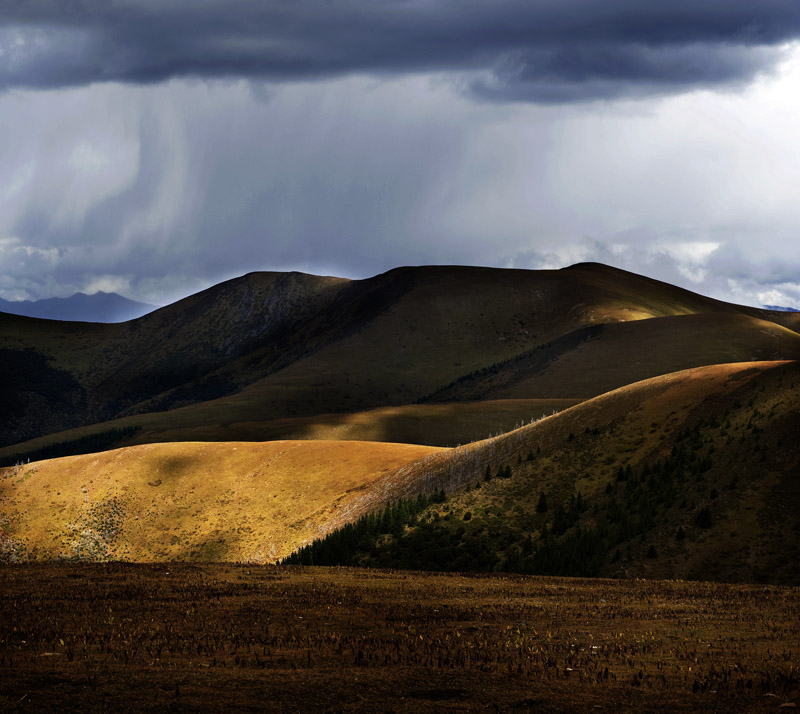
[1,3,799,311]
[2,55,799,309]
[2,1,800,101]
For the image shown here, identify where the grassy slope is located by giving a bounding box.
[11,296,796,453]
[2,360,798,582]
[428,312,800,400]
[299,360,800,584]
[0,271,351,445]
[4,262,798,447]
[0,398,580,464]
[0,440,441,563]
[204,263,794,416]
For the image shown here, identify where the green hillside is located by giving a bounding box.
[285,360,800,585]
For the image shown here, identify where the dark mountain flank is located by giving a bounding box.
[2,263,799,449]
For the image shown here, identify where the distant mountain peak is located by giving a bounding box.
[763,304,800,312]
[0,292,158,323]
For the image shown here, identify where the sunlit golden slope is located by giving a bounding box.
[0,440,441,563]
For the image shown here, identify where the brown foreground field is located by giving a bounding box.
[1,565,798,713]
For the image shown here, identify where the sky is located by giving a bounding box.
[1,1,800,309]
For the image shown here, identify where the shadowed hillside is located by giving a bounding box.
[0,398,579,466]
[0,271,351,445]
[423,312,800,401]
[286,360,800,584]
[2,262,798,449]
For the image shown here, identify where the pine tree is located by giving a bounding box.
[536,491,548,513]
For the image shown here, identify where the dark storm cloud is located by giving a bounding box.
[471,43,779,102]
[2,1,800,101]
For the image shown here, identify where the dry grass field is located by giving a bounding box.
[0,441,440,563]
[0,564,797,713]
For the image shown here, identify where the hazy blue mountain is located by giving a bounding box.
[764,304,800,312]
[0,292,158,322]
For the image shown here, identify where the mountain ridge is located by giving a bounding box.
[2,262,800,449]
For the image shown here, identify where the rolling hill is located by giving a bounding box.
[3,359,798,583]
[0,440,441,563]
[2,262,799,452]
[422,311,800,401]
[2,262,798,582]
[287,359,800,584]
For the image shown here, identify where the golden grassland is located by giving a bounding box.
[0,564,798,713]
[2,360,798,585]
[0,440,441,563]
